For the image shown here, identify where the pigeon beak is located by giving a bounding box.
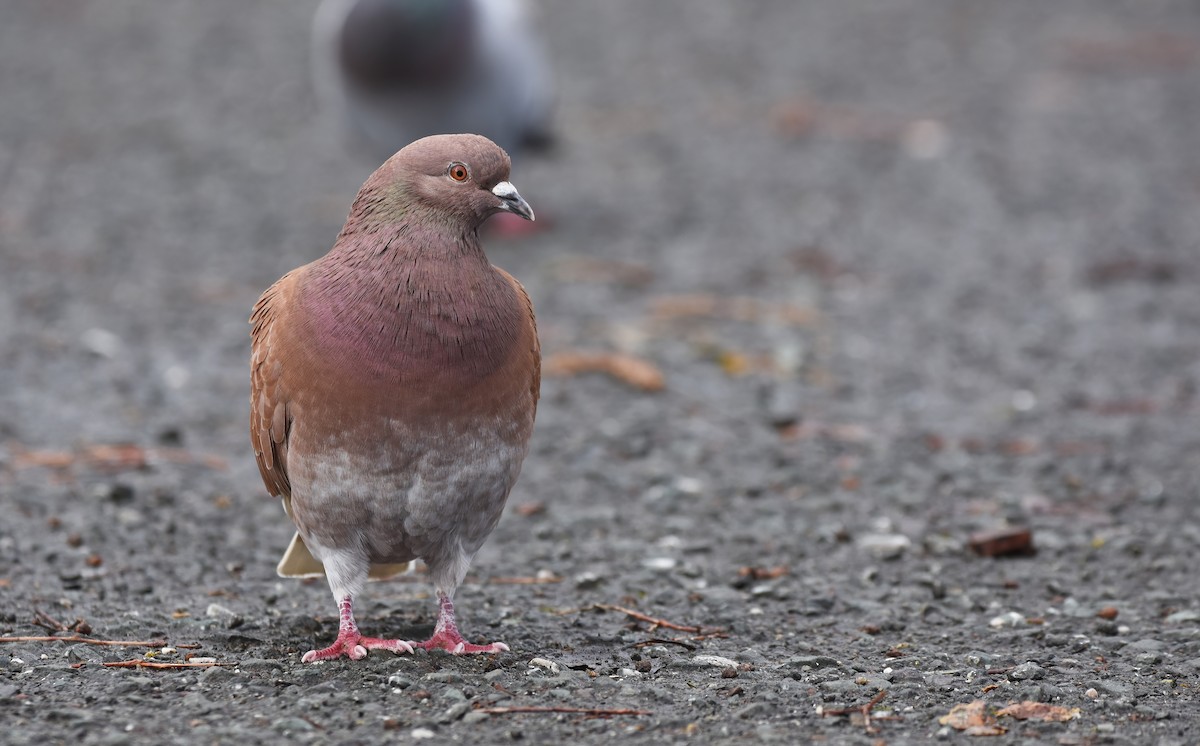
[491,181,535,222]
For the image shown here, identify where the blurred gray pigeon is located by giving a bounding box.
[312,0,554,160]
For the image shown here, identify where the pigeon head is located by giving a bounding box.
[367,133,534,228]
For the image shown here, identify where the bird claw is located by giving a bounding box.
[410,633,508,655]
[302,634,412,662]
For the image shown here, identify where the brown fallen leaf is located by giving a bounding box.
[940,701,1006,735]
[650,294,817,327]
[547,256,655,287]
[968,528,1035,558]
[963,724,1008,737]
[513,501,546,517]
[737,566,788,581]
[544,351,664,392]
[1062,32,1199,73]
[83,444,149,471]
[7,441,228,473]
[996,702,1081,722]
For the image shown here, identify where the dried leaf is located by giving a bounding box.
[968,528,1035,558]
[544,351,664,392]
[514,501,546,517]
[650,294,817,327]
[963,724,1008,736]
[996,702,1081,722]
[83,444,148,471]
[940,701,999,732]
[547,256,655,287]
[737,566,788,580]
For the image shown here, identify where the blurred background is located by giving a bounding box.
[1,0,1199,736]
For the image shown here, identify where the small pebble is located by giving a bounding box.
[692,655,739,669]
[857,533,911,560]
[989,612,1025,629]
[528,657,560,674]
[1008,662,1045,681]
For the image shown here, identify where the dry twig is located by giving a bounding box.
[0,635,168,648]
[488,575,563,585]
[587,603,725,636]
[631,637,698,651]
[474,705,650,718]
[101,660,229,670]
[821,690,890,734]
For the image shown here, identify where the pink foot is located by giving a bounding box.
[408,593,508,655]
[302,596,415,663]
[409,629,510,655]
[302,633,415,662]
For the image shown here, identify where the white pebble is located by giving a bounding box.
[692,655,738,669]
[643,557,677,571]
[411,727,436,739]
[989,611,1026,628]
[528,657,559,674]
[1085,688,1099,699]
[80,328,122,358]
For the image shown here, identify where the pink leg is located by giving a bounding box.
[407,593,509,655]
[302,596,415,663]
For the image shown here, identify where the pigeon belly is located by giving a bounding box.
[285,396,533,569]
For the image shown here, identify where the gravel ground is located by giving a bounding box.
[3,1,1200,743]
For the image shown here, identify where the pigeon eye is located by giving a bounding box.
[448,163,469,182]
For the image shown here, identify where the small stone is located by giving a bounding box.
[735,702,769,720]
[388,674,415,689]
[691,655,738,669]
[438,701,471,723]
[1165,610,1200,624]
[574,572,603,590]
[1096,679,1132,697]
[238,658,282,671]
[1126,639,1166,652]
[964,652,993,667]
[818,679,859,695]
[423,671,462,684]
[642,557,677,571]
[857,533,911,560]
[783,655,843,671]
[271,717,314,733]
[989,611,1025,628]
[204,603,244,629]
[411,727,436,739]
[461,711,489,724]
[200,665,235,683]
[1008,662,1045,681]
[1085,688,1099,699]
[1096,606,1118,620]
[528,657,560,674]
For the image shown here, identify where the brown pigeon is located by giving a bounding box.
[250,134,539,662]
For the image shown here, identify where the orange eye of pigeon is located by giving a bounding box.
[448,163,469,182]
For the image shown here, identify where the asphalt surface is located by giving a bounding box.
[2,1,1200,743]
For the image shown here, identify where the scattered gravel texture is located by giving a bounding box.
[3,1,1200,743]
